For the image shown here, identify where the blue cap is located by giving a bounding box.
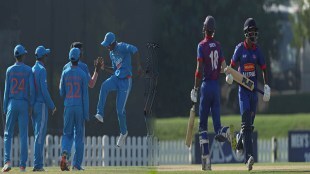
[101,32,116,47]
[69,48,80,62]
[14,44,27,57]
[35,46,50,59]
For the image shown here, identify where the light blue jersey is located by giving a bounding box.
[59,66,89,120]
[3,62,35,112]
[32,61,55,109]
[60,64,89,169]
[63,61,91,82]
[3,62,35,168]
[109,42,138,78]
[31,61,55,169]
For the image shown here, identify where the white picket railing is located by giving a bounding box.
[0,135,159,167]
[0,136,288,167]
[258,137,288,162]
[159,140,193,165]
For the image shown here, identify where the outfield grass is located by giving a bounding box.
[155,113,310,140]
[6,163,310,174]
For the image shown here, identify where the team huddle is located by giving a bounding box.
[191,16,271,171]
[2,32,141,172]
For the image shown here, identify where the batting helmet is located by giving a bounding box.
[243,18,259,43]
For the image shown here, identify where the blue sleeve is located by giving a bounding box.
[82,74,89,120]
[232,44,241,64]
[125,43,138,54]
[59,71,65,97]
[40,69,55,109]
[29,70,35,107]
[197,44,203,62]
[84,64,91,82]
[3,70,10,114]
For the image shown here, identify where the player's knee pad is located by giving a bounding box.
[199,131,209,145]
[199,131,209,156]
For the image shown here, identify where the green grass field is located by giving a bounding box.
[155,113,310,140]
[6,163,310,173]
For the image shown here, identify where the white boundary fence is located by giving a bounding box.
[0,135,159,167]
[0,136,288,167]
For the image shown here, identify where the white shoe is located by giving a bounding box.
[246,156,254,171]
[2,162,11,172]
[236,133,244,157]
[201,155,211,171]
[95,114,104,123]
[117,131,128,147]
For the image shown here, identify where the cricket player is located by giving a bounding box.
[190,16,235,171]
[226,18,270,171]
[2,44,35,172]
[95,32,142,147]
[59,48,89,171]
[63,42,103,88]
[31,46,56,171]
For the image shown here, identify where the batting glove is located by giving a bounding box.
[190,88,198,103]
[226,74,233,85]
[263,84,271,102]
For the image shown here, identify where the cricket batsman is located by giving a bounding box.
[95,32,142,147]
[226,18,271,171]
[63,42,103,88]
[31,46,56,171]
[2,44,35,172]
[59,48,89,171]
[190,16,235,171]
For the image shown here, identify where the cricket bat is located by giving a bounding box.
[185,103,195,148]
[226,66,264,94]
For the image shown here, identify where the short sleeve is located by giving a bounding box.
[197,44,203,62]
[125,43,138,54]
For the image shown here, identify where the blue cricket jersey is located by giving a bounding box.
[32,61,55,109]
[59,66,89,119]
[63,60,91,82]
[109,42,138,78]
[3,62,35,113]
[231,41,266,90]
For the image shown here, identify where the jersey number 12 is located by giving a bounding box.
[209,50,218,70]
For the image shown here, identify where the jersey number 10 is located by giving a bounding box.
[209,50,219,70]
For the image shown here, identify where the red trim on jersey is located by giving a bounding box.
[219,57,225,63]
[195,71,202,79]
[260,64,266,70]
[230,60,236,67]
[197,57,203,62]
[243,41,257,50]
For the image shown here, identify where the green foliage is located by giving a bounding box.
[290,0,310,48]
[155,114,310,140]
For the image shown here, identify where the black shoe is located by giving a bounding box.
[214,134,227,142]
[33,168,45,172]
